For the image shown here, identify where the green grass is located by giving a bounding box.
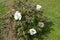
[0,3,8,28]
[0,0,60,40]
[0,3,8,17]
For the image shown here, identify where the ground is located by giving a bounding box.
[0,0,60,40]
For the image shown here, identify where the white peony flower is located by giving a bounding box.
[29,28,37,35]
[38,22,44,28]
[36,5,42,11]
[14,11,22,20]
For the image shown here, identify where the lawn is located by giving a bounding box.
[0,0,60,40]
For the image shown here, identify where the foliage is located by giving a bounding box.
[9,0,53,40]
[0,0,53,40]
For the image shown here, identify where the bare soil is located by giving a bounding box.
[0,0,17,40]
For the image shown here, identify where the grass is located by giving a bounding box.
[0,0,60,40]
[0,3,8,17]
[0,2,8,28]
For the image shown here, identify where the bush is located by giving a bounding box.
[1,0,53,40]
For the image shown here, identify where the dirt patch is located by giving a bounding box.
[0,0,17,40]
[1,12,17,40]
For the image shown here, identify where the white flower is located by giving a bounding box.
[29,28,37,35]
[38,22,44,28]
[36,5,42,11]
[14,11,22,20]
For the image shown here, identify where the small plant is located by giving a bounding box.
[11,0,53,40]
[1,0,53,40]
